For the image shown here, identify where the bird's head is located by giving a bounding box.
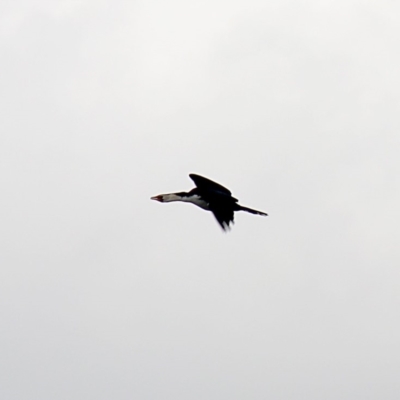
[150,193,186,203]
[150,194,165,202]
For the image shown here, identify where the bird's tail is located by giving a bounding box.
[238,205,268,216]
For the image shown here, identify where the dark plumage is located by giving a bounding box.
[151,174,268,231]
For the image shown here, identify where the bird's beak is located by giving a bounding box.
[151,195,162,202]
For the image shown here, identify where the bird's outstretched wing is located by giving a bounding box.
[211,206,235,231]
[189,174,231,195]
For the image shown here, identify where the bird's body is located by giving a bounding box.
[151,174,267,231]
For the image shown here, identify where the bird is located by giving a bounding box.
[151,173,268,231]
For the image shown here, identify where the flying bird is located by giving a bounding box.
[151,174,268,231]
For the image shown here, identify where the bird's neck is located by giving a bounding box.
[160,192,188,202]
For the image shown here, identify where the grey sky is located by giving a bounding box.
[1,1,400,399]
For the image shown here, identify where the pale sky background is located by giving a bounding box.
[1,1,400,399]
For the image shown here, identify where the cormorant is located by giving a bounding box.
[151,174,268,231]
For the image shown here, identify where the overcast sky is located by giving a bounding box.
[1,1,400,399]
